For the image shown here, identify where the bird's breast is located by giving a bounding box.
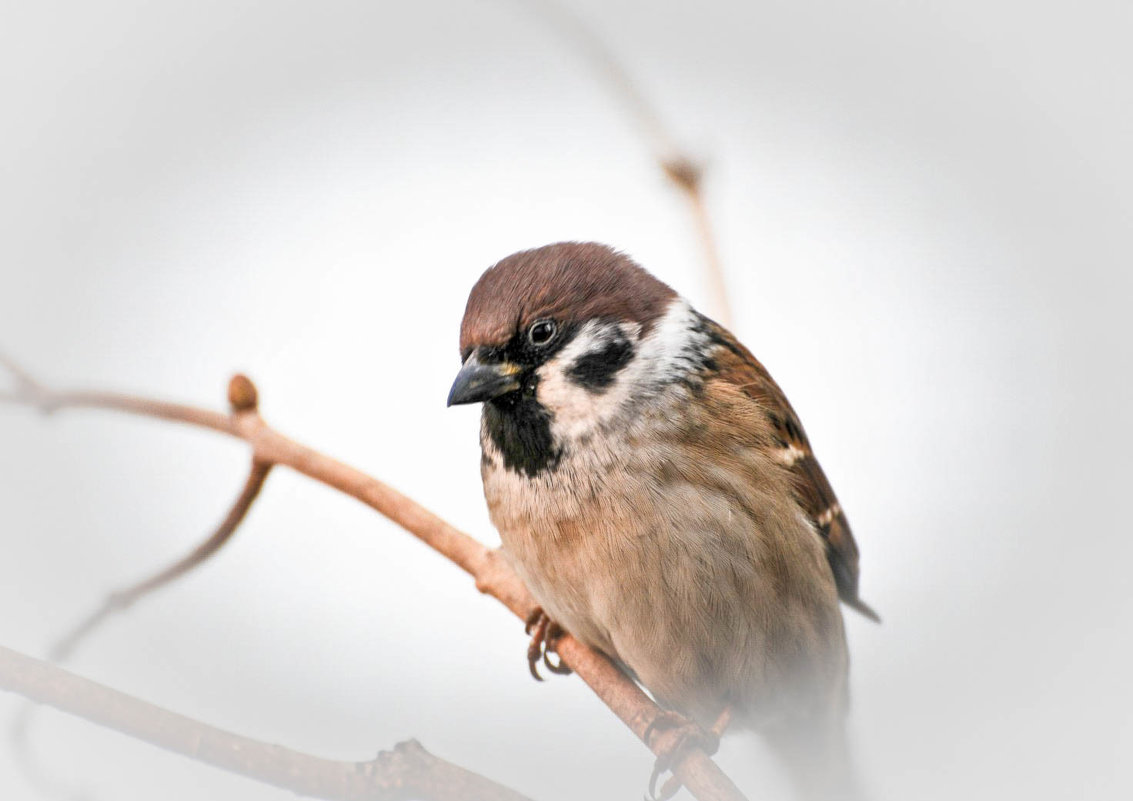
[477,391,847,727]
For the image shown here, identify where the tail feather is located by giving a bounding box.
[843,595,881,623]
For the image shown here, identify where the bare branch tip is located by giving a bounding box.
[0,350,45,394]
[227,374,258,413]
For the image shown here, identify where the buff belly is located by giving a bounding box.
[481,431,849,729]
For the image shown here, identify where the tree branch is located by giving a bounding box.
[0,644,533,801]
[1,366,748,801]
[49,456,273,662]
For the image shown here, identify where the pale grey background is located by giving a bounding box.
[1,1,1130,799]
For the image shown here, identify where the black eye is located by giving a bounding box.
[527,319,557,347]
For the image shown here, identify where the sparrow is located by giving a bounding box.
[448,242,876,800]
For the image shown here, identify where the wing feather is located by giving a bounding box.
[701,318,879,622]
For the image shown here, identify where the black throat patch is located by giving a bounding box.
[483,388,562,477]
[474,321,638,477]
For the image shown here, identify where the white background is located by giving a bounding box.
[1,1,1130,799]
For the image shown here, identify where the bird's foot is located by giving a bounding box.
[644,710,723,801]
[524,607,571,681]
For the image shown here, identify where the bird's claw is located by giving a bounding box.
[643,711,721,801]
[525,607,571,681]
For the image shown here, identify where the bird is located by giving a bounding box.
[447,242,877,800]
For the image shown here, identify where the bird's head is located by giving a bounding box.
[449,242,709,475]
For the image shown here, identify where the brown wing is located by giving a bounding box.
[702,318,880,622]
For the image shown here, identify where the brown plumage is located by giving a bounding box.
[459,241,676,356]
[702,319,879,622]
[449,242,876,800]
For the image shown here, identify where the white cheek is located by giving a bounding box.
[533,298,706,443]
[536,360,634,440]
[535,321,637,440]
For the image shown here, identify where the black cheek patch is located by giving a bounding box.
[566,337,635,392]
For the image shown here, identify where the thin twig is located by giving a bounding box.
[0,352,43,392]
[510,0,734,328]
[510,0,678,160]
[0,361,749,801]
[0,644,534,801]
[663,158,731,328]
[49,457,273,662]
[11,376,276,798]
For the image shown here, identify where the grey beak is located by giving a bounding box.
[447,352,523,406]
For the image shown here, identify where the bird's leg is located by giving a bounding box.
[645,706,732,801]
[542,620,572,675]
[524,608,549,681]
[708,706,732,739]
[524,607,572,681]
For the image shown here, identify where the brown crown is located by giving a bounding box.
[459,242,677,354]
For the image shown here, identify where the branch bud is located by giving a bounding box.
[660,156,703,193]
[227,374,258,413]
